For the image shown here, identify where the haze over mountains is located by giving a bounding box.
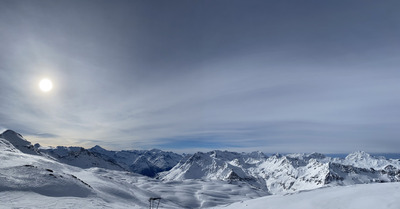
[1,129,400,208]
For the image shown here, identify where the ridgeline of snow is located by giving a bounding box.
[38,145,126,171]
[36,144,183,177]
[87,147,183,177]
[0,130,39,155]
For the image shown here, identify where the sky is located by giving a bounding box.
[0,0,400,153]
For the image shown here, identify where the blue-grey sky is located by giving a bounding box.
[1,0,400,153]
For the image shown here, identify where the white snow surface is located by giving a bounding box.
[213,182,400,209]
[0,138,19,152]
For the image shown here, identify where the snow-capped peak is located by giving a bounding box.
[339,151,400,170]
[89,145,108,154]
[345,151,371,160]
[1,130,30,146]
[0,130,39,155]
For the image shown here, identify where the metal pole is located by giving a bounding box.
[156,199,160,209]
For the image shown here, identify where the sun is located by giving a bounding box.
[39,78,53,92]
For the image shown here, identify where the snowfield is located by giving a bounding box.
[213,182,400,209]
[1,130,400,208]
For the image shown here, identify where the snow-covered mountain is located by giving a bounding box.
[335,150,400,170]
[0,130,40,155]
[0,134,266,208]
[1,129,400,208]
[38,144,183,177]
[160,150,400,194]
[38,145,125,171]
[88,145,183,177]
[0,130,182,177]
[159,150,266,181]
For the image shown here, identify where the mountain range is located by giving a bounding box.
[1,129,400,208]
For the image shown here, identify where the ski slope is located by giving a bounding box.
[213,182,400,209]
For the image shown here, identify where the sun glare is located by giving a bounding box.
[39,78,53,92]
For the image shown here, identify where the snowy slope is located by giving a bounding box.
[213,182,400,209]
[0,164,93,197]
[0,138,19,152]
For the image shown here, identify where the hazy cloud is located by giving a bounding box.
[0,0,400,153]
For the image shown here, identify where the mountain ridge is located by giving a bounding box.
[1,129,400,195]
